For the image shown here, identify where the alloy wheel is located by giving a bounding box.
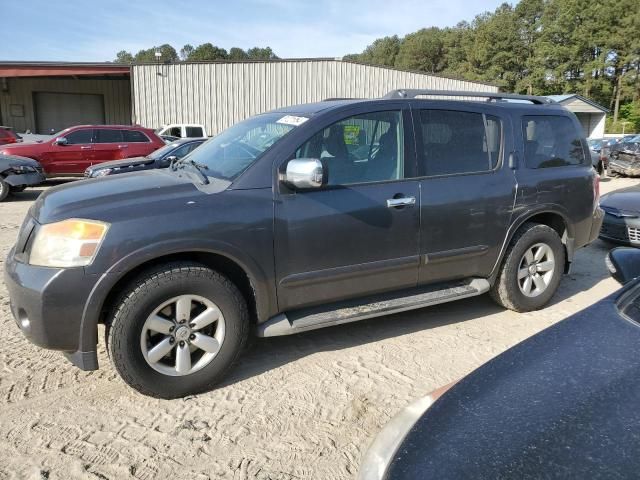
[517,242,556,298]
[140,294,225,376]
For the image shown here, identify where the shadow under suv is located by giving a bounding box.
[4,90,604,398]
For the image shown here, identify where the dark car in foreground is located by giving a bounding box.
[4,90,603,398]
[0,125,165,177]
[0,154,45,201]
[359,247,640,480]
[85,137,206,178]
[599,186,640,245]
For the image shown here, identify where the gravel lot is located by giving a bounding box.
[0,177,635,480]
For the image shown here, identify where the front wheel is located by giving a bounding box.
[0,178,9,202]
[490,223,565,312]
[107,262,249,398]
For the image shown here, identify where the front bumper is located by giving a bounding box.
[3,248,99,370]
[599,212,640,246]
[4,171,46,187]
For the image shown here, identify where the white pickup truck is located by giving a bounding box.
[155,124,208,140]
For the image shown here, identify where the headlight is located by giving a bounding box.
[93,168,113,177]
[358,382,456,480]
[29,219,110,268]
[9,164,36,174]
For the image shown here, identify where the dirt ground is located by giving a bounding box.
[0,176,635,480]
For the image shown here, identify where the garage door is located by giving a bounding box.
[34,92,105,134]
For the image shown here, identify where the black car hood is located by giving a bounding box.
[89,156,154,171]
[0,154,41,169]
[32,169,230,224]
[600,187,640,212]
[386,288,640,479]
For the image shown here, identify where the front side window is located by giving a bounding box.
[65,129,93,145]
[522,115,585,168]
[295,110,404,185]
[183,113,298,181]
[419,110,502,176]
[96,129,123,144]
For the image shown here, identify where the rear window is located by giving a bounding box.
[185,126,204,137]
[96,129,123,143]
[522,115,585,168]
[123,130,150,143]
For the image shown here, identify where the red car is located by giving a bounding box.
[0,126,21,146]
[0,125,164,177]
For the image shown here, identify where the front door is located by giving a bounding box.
[415,105,517,284]
[45,128,94,175]
[274,107,421,312]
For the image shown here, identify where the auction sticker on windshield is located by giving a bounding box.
[277,115,308,126]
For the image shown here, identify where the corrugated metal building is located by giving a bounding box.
[0,59,498,135]
[131,59,498,136]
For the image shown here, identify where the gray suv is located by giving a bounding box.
[4,90,604,398]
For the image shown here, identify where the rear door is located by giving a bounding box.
[45,128,94,175]
[415,104,517,284]
[274,104,421,311]
[92,128,125,164]
[122,129,155,157]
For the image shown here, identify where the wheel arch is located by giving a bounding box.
[491,208,573,282]
[80,243,274,354]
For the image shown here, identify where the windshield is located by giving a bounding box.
[181,113,302,181]
[149,142,180,160]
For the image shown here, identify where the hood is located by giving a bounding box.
[0,141,46,155]
[600,187,640,213]
[32,169,230,224]
[88,156,154,171]
[0,154,42,169]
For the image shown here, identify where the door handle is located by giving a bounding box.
[80,146,92,150]
[386,196,416,208]
[118,144,129,148]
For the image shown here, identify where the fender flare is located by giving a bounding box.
[78,238,273,352]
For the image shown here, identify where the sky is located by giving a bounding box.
[2,0,507,62]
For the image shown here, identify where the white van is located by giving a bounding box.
[156,124,207,139]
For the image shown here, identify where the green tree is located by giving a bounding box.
[188,43,228,61]
[353,36,401,67]
[246,47,278,60]
[395,29,445,73]
[115,50,134,63]
[134,44,179,62]
[228,47,249,60]
[180,44,194,60]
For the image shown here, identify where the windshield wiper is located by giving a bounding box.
[172,158,210,185]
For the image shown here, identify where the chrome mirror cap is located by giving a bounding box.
[284,158,324,190]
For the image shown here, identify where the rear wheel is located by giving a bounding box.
[490,223,565,312]
[106,262,249,398]
[0,178,9,202]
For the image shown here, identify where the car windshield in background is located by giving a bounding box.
[148,142,180,160]
[182,113,302,181]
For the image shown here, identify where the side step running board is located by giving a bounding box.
[256,278,490,337]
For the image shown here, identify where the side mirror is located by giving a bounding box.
[606,247,640,284]
[283,158,325,190]
[161,155,178,167]
[54,136,68,145]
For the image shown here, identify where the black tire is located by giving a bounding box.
[0,178,9,202]
[106,262,249,398]
[490,223,565,312]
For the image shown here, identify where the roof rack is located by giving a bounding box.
[383,89,555,105]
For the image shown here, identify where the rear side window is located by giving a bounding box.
[122,130,150,143]
[419,110,502,176]
[185,126,204,137]
[95,129,123,143]
[522,116,585,168]
[65,129,93,144]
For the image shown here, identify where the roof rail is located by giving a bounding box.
[383,89,556,105]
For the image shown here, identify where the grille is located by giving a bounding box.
[600,223,640,243]
[629,227,640,242]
